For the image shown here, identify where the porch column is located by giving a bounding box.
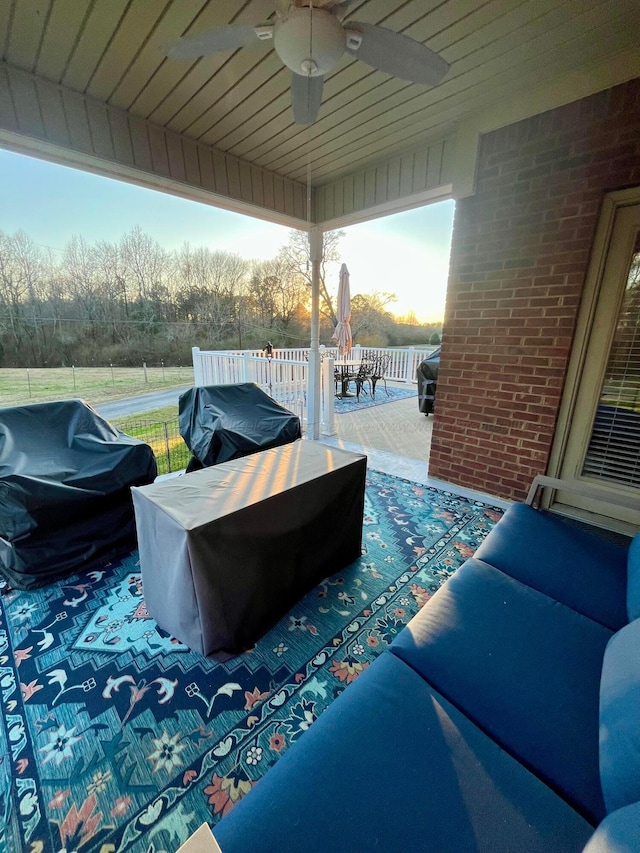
[307,226,323,440]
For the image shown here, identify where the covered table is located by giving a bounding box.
[0,399,157,589]
[132,440,367,657]
[179,383,301,471]
[417,347,441,415]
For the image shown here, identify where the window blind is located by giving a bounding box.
[582,233,640,487]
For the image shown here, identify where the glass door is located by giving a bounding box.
[581,229,640,487]
[554,201,640,530]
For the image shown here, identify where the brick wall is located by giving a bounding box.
[429,77,640,501]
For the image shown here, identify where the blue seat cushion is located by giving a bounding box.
[474,503,628,630]
[390,558,613,824]
[583,802,640,852]
[599,618,640,813]
[214,651,593,853]
[625,534,640,621]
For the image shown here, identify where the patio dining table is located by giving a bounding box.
[335,360,358,398]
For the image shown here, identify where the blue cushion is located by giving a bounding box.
[390,558,612,824]
[474,503,629,630]
[600,618,640,813]
[625,534,640,622]
[583,802,640,852]
[214,651,593,853]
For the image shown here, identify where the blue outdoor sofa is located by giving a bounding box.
[213,476,640,852]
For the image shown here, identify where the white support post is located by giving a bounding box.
[307,225,323,440]
[404,346,414,383]
[192,346,203,386]
[321,356,336,436]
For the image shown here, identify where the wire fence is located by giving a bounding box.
[116,418,190,476]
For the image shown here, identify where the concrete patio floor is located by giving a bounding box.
[325,386,432,465]
[321,384,510,509]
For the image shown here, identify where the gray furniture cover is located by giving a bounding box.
[417,347,440,414]
[178,383,301,471]
[0,399,157,589]
[132,441,367,657]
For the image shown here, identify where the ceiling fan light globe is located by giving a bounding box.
[274,7,345,76]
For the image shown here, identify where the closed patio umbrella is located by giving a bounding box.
[332,263,352,356]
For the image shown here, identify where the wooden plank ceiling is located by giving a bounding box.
[0,0,639,227]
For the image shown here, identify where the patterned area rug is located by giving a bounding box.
[334,385,416,413]
[0,471,503,853]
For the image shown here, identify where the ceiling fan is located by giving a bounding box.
[166,0,450,124]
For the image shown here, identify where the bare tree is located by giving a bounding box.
[174,244,249,345]
[277,229,344,327]
[0,222,407,367]
[401,309,420,326]
[61,235,104,330]
[0,230,50,361]
[92,239,136,343]
[350,291,397,341]
[119,226,172,329]
[248,257,309,338]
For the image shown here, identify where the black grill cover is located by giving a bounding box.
[417,348,441,415]
[0,399,157,589]
[179,383,302,470]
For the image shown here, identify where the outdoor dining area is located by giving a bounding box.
[334,350,391,400]
[331,263,391,402]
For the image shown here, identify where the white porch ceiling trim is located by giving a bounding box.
[0,60,310,229]
[317,183,453,231]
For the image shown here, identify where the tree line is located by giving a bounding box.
[0,225,441,368]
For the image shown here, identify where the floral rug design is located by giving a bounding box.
[333,385,416,413]
[0,470,502,853]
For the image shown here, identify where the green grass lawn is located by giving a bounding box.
[0,366,193,408]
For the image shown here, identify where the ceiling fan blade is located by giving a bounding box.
[346,22,449,86]
[291,73,324,124]
[167,24,271,60]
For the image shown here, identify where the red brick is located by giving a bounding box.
[429,77,640,502]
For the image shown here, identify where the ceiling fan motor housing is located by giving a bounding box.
[274,7,345,76]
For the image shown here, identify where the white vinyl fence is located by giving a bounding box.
[192,348,311,427]
[192,344,437,437]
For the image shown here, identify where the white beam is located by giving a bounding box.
[307,226,323,440]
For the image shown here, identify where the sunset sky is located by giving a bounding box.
[0,148,454,322]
